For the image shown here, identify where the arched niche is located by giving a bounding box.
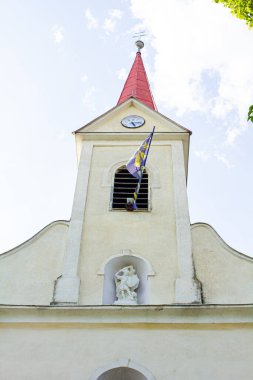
[100,253,154,305]
[89,359,156,380]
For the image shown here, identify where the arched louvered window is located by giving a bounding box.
[112,166,149,210]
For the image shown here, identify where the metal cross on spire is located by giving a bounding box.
[117,30,157,110]
[132,31,146,52]
[132,31,146,40]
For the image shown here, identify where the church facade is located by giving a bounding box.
[0,42,253,380]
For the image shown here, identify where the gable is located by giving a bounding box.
[74,98,191,135]
[0,221,69,305]
[192,223,253,304]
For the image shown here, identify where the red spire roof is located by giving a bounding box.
[117,51,157,110]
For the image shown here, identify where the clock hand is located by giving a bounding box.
[131,121,136,126]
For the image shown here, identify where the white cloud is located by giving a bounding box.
[81,74,88,83]
[116,68,128,81]
[82,86,97,111]
[225,127,244,145]
[103,9,123,34]
[214,152,234,169]
[194,150,210,162]
[109,9,123,19]
[210,97,234,120]
[195,149,235,168]
[130,0,253,142]
[51,25,64,44]
[85,8,99,29]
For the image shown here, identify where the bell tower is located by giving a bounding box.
[53,41,202,305]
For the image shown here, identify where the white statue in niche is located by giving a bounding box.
[114,265,140,305]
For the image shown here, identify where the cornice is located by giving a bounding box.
[0,304,253,325]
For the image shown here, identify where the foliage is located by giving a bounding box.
[215,1,253,124]
[248,105,253,122]
[214,0,253,28]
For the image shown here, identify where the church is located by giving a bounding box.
[0,41,253,380]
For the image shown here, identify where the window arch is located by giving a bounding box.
[111,166,149,210]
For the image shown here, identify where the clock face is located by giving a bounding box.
[121,115,145,128]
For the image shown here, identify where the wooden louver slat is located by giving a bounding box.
[112,167,148,210]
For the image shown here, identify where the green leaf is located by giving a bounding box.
[247,105,253,123]
[214,0,253,29]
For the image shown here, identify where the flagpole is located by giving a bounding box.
[143,126,155,167]
[132,126,155,210]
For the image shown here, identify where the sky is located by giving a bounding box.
[0,0,253,257]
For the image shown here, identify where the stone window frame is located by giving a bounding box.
[111,165,149,211]
[101,159,160,212]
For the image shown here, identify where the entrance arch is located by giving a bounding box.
[89,359,156,380]
[98,367,147,380]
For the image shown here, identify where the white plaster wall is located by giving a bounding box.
[75,100,190,170]
[0,221,68,305]
[78,142,179,305]
[192,223,253,303]
[0,323,252,380]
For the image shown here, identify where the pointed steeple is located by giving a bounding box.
[117,41,157,111]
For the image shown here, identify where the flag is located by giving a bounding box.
[126,131,153,180]
[126,128,155,210]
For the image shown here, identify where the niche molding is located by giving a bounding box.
[98,250,155,305]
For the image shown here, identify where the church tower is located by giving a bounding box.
[1,41,253,380]
[53,40,201,306]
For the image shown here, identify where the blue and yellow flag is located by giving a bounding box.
[126,131,153,179]
[126,128,155,210]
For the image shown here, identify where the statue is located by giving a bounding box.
[114,265,140,305]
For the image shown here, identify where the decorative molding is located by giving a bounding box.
[1,304,253,324]
[171,142,202,304]
[97,251,155,276]
[0,220,69,259]
[74,97,190,135]
[191,223,253,262]
[53,142,93,304]
[102,160,160,189]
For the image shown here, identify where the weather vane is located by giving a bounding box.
[132,31,146,52]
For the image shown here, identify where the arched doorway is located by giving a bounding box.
[89,359,156,380]
[98,367,147,379]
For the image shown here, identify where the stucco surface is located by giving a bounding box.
[78,142,179,305]
[0,323,252,380]
[1,69,253,380]
[0,221,68,305]
[76,100,189,135]
[1,102,253,307]
[192,223,253,304]
[74,101,190,172]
